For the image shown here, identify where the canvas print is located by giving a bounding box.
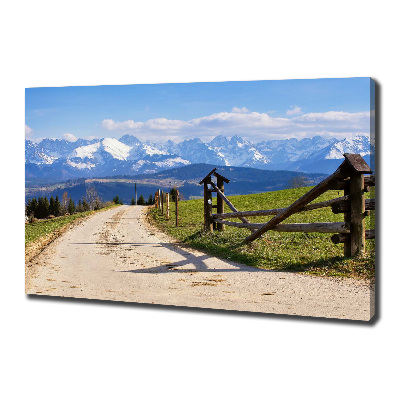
[25,78,375,320]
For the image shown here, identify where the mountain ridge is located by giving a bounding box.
[25,134,374,184]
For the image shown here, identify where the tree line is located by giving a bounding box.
[105,190,179,207]
[114,190,178,206]
[25,186,110,221]
[26,186,179,220]
[128,194,155,206]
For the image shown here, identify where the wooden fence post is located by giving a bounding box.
[161,191,164,214]
[348,172,366,256]
[216,176,225,231]
[199,168,230,232]
[343,182,351,256]
[135,183,137,206]
[340,153,371,257]
[166,193,170,219]
[175,189,179,227]
[204,177,213,231]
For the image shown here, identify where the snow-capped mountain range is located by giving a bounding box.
[25,134,374,182]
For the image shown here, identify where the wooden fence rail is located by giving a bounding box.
[213,220,350,233]
[213,195,350,219]
[199,153,375,258]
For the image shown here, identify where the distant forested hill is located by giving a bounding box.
[25,163,327,204]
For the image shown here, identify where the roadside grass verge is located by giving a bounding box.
[149,187,375,280]
[25,204,119,246]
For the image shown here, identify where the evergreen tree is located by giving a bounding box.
[169,187,178,202]
[68,198,76,214]
[77,199,83,212]
[49,196,56,215]
[44,197,50,217]
[94,199,101,210]
[146,194,153,205]
[131,197,136,205]
[82,199,90,211]
[113,196,120,204]
[41,196,48,218]
[35,197,41,219]
[137,195,146,205]
[33,197,40,218]
[26,198,38,217]
[36,197,50,219]
[288,176,309,189]
[54,196,61,216]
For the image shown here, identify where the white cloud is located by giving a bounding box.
[287,105,302,115]
[295,111,367,122]
[102,118,144,130]
[63,133,78,142]
[25,125,33,139]
[232,107,249,113]
[86,135,99,141]
[102,110,370,142]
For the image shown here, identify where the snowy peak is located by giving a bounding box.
[215,136,270,167]
[257,136,336,163]
[174,138,226,165]
[210,135,229,148]
[70,142,101,160]
[102,138,131,160]
[327,135,372,159]
[140,143,168,158]
[119,134,141,147]
[311,135,373,161]
[26,137,97,165]
[69,138,131,162]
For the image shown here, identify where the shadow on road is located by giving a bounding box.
[71,240,272,274]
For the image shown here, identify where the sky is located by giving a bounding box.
[25,78,373,143]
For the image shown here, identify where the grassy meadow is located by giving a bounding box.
[149,186,375,279]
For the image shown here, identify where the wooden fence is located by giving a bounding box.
[199,153,375,257]
[154,188,180,227]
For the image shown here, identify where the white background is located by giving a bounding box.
[1,1,398,399]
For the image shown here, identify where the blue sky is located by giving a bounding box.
[25,78,373,143]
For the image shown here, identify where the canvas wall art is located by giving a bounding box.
[25,78,375,320]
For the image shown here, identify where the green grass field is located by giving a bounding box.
[25,204,119,246]
[149,187,375,279]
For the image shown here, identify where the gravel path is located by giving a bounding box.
[26,205,374,320]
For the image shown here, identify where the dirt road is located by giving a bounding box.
[26,205,374,320]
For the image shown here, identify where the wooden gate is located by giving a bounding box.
[199,154,375,257]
